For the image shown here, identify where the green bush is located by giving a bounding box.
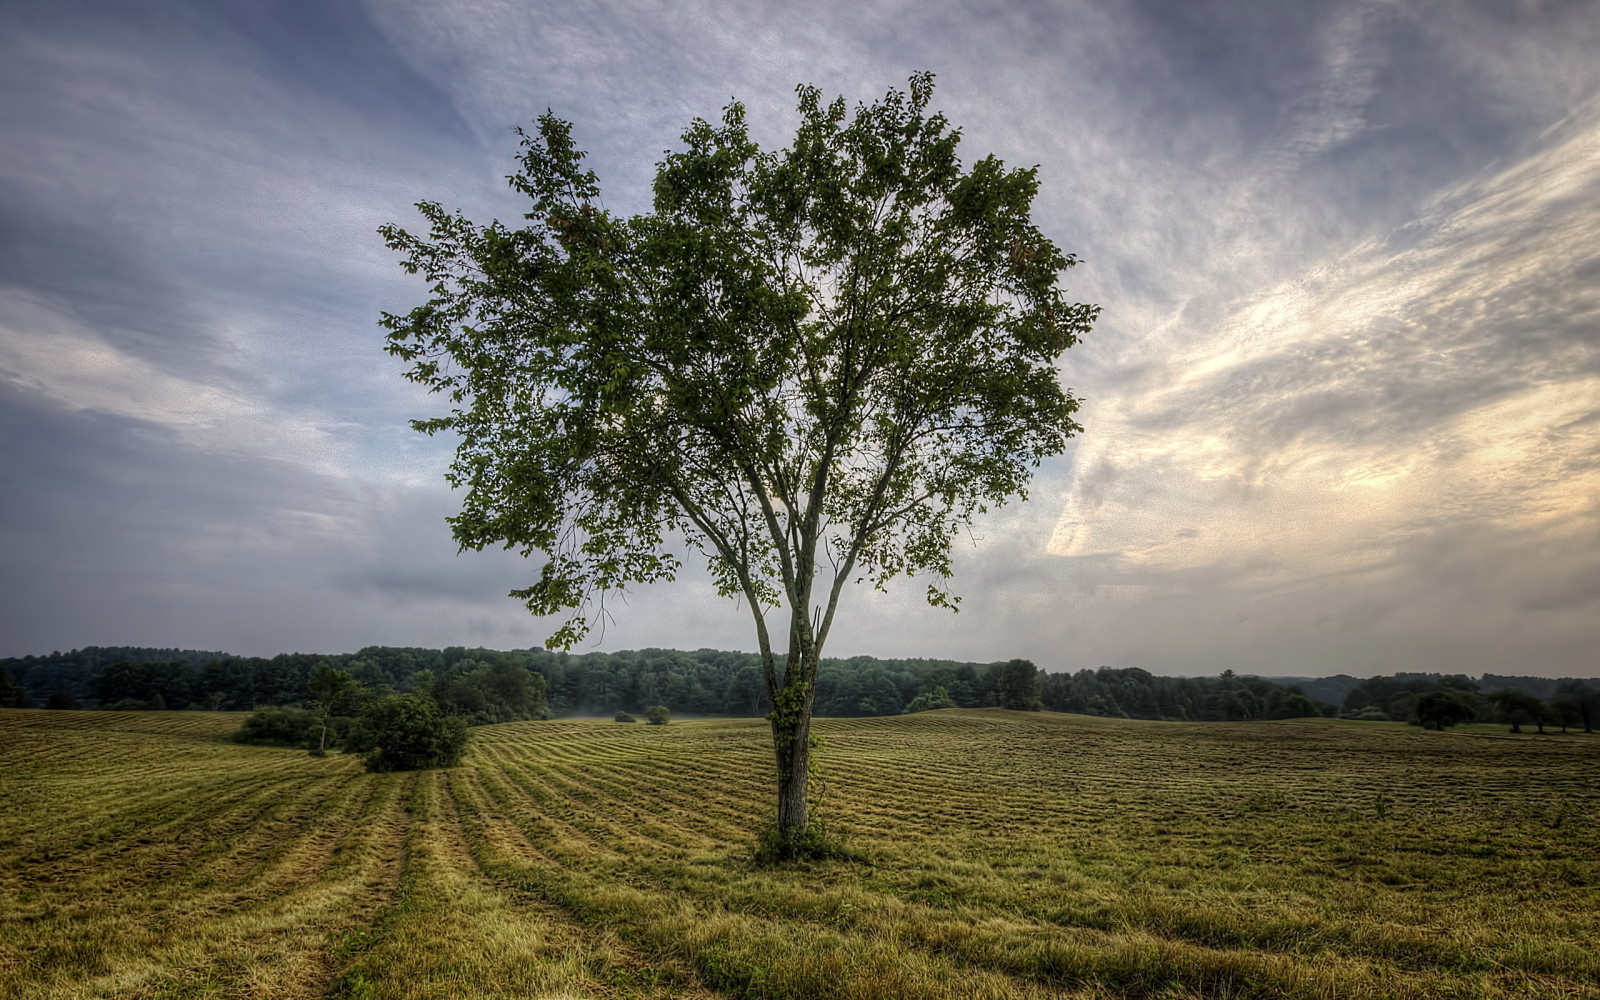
[614,711,636,722]
[753,815,853,865]
[232,706,320,747]
[903,685,956,714]
[645,704,670,726]
[350,694,468,772]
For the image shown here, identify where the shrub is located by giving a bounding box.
[753,815,853,865]
[903,685,956,714]
[350,695,468,772]
[645,704,671,726]
[614,711,636,722]
[232,706,321,747]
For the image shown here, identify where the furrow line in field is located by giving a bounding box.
[565,756,765,844]
[498,756,686,855]
[480,758,626,861]
[60,772,413,1000]
[534,756,736,850]
[3,770,300,887]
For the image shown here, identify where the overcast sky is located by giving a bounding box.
[2,0,1597,678]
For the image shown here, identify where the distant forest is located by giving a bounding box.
[3,645,1596,731]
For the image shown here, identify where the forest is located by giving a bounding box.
[3,645,1595,731]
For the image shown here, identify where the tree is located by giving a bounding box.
[308,663,359,754]
[645,704,671,726]
[1489,689,1544,734]
[0,665,28,708]
[993,659,1043,711]
[1413,688,1478,730]
[380,74,1094,854]
[1274,690,1324,720]
[903,684,956,714]
[350,694,468,772]
[1554,681,1598,734]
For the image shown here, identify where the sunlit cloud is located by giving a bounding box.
[2,0,1598,673]
[1047,100,1600,672]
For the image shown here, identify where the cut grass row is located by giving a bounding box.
[2,707,1596,998]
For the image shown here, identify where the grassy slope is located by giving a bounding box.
[1,708,1596,999]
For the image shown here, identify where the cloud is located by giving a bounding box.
[2,0,1598,676]
[1046,99,1600,675]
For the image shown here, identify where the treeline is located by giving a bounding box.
[4,646,1594,731]
[1338,673,1599,732]
[2,646,1333,720]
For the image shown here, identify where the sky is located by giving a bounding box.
[2,0,1598,678]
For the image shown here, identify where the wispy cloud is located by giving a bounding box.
[1,0,1597,673]
[1046,100,1600,674]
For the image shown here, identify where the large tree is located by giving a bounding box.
[380,74,1095,854]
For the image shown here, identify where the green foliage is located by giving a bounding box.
[613,711,636,722]
[1413,689,1480,730]
[429,657,551,724]
[90,660,197,710]
[1273,690,1323,719]
[50,643,1600,732]
[0,665,28,708]
[752,813,852,866]
[231,706,322,748]
[644,704,670,726]
[1342,673,1485,723]
[380,73,1095,839]
[1489,689,1547,733]
[309,663,360,753]
[350,695,468,772]
[994,659,1043,710]
[903,685,956,713]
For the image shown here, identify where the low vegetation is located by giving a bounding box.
[10,646,1596,734]
[2,706,1595,998]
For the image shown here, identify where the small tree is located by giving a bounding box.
[0,666,29,708]
[351,694,468,771]
[380,74,1094,853]
[903,685,956,714]
[614,710,637,722]
[994,659,1043,711]
[645,704,671,726]
[1413,689,1478,730]
[1274,691,1324,720]
[1554,681,1598,733]
[308,663,359,755]
[1489,689,1544,734]
[232,706,320,748]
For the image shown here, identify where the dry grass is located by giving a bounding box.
[2,707,1596,998]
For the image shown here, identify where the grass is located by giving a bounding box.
[2,707,1596,998]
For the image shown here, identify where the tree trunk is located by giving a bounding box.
[776,722,810,838]
[768,672,814,847]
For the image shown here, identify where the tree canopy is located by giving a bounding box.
[382,73,1095,851]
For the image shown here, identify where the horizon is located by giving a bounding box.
[3,1,1598,677]
[4,642,1590,686]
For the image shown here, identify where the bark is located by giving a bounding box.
[774,713,812,838]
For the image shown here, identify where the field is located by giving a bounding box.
[1,709,1597,999]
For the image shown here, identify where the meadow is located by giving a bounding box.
[1,707,1596,999]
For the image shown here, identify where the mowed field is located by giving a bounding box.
[2,708,1597,999]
